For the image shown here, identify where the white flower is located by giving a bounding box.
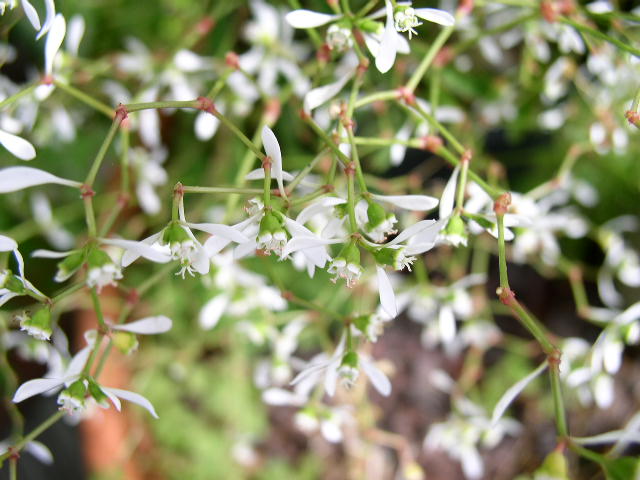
[0,128,36,160]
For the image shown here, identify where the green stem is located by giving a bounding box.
[496,214,510,290]
[413,101,465,154]
[54,81,113,117]
[84,117,122,187]
[346,166,358,232]
[83,195,97,238]
[549,363,568,437]
[455,158,469,212]
[263,163,272,209]
[0,411,65,463]
[286,149,327,194]
[0,84,37,110]
[51,282,85,304]
[406,25,455,93]
[304,117,350,166]
[346,128,367,193]
[182,186,262,195]
[560,17,640,58]
[354,90,398,109]
[9,457,16,480]
[208,108,266,161]
[124,100,198,112]
[438,147,501,198]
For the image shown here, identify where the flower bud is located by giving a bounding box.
[326,24,353,52]
[86,248,122,292]
[162,221,191,245]
[358,18,383,34]
[87,378,109,408]
[112,331,139,355]
[328,242,362,288]
[338,351,359,388]
[441,214,468,247]
[19,308,53,341]
[58,379,87,414]
[365,202,397,243]
[257,211,288,256]
[373,246,415,271]
[55,250,85,282]
[1,269,26,293]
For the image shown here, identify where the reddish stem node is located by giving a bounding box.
[196,96,216,115]
[493,192,512,215]
[114,103,129,123]
[80,184,95,198]
[225,52,240,70]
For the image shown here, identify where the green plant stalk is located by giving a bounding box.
[290,188,329,207]
[54,81,113,117]
[354,90,398,109]
[83,195,97,237]
[430,67,442,111]
[549,364,569,437]
[560,17,640,58]
[205,68,233,99]
[496,214,510,290]
[346,166,358,232]
[0,84,37,110]
[263,163,272,209]
[85,117,122,187]
[287,150,327,193]
[437,147,501,198]
[455,158,469,212]
[346,128,368,193]
[304,117,351,166]
[124,100,198,112]
[182,186,262,194]
[406,25,455,92]
[208,108,266,161]
[51,282,85,304]
[348,136,420,148]
[0,411,65,464]
[9,457,16,480]
[413,102,465,154]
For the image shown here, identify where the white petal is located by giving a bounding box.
[31,249,75,258]
[285,10,338,28]
[13,378,65,403]
[361,356,392,396]
[25,441,53,465]
[186,222,249,243]
[107,388,158,418]
[64,345,92,378]
[372,194,439,211]
[111,316,172,335]
[0,235,18,252]
[296,197,346,225]
[35,0,56,40]
[282,236,341,257]
[414,8,455,26]
[0,130,36,160]
[386,219,437,247]
[100,236,170,265]
[376,265,397,318]
[199,294,229,330]
[438,305,456,344]
[262,388,305,406]
[439,165,460,219]
[244,168,294,182]
[44,14,66,76]
[375,1,397,74]
[491,361,548,427]
[195,111,220,141]
[102,387,122,411]
[20,0,41,31]
[262,126,284,194]
[65,15,85,56]
[303,72,353,113]
[0,167,81,192]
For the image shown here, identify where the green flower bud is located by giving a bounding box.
[257,211,287,255]
[365,202,397,242]
[58,379,87,414]
[357,18,383,34]
[86,248,112,268]
[338,351,359,388]
[19,308,52,341]
[328,243,362,287]
[55,250,85,282]
[1,269,26,293]
[87,378,109,408]
[442,214,468,247]
[373,247,416,271]
[162,221,191,246]
[535,450,569,479]
[112,331,139,355]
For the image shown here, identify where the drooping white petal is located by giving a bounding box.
[414,8,455,27]
[35,0,56,40]
[0,130,36,160]
[44,14,66,76]
[376,265,397,318]
[282,236,342,258]
[101,236,170,266]
[491,361,548,427]
[386,219,437,247]
[262,126,284,195]
[244,168,294,182]
[106,387,158,418]
[13,378,65,403]
[186,222,249,243]
[24,441,53,465]
[199,294,229,330]
[375,1,398,74]
[194,111,220,141]
[0,167,82,193]
[102,387,122,411]
[31,249,75,258]
[361,356,392,396]
[303,71,353,113]
[111,316,172,335]
[372,194,439,211]
[285,10,339,28]
[0,235,18,252]
[64,345,92,379]
[192,245,210,275]
[21,0,41,31]
[439,165,460,219]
